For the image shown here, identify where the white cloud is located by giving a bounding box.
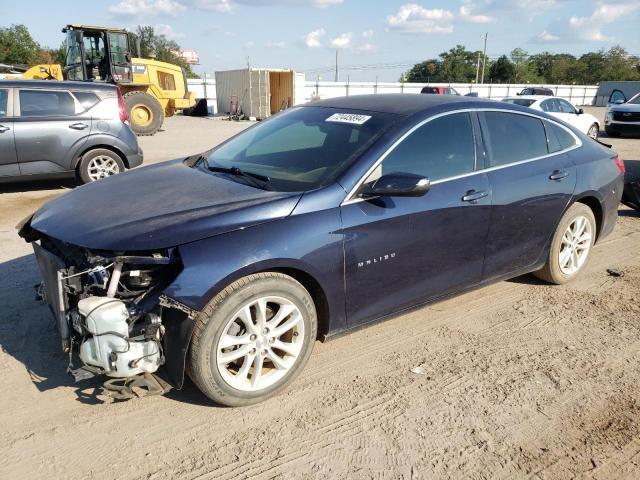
[266,40,287,48]
[535,1,640,43]
[537,30,560,42]
[196,0,232,12]
[568,2,639,41]
[304,28,326,48]
[362,29,374,38]
[354,42,377,53]
[309,0,342,6]
[330,32,353,49]
[386,4,455,33]
[153,23,185,38]
[458,5,495,23]
[109,0,185,16]
[243,40,255,49]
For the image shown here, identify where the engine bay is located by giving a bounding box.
[31,233,186,398]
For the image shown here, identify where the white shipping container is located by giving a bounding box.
[215,68,305,119]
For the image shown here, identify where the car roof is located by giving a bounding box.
[306,94,492,116]
[0,79,117,91]
[504,95,546,100]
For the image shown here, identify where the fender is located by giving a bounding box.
[71,130,142,169]
[160,206,346,388]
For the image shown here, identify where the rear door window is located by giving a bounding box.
[482,112,548,166]
[540,99,560,112]
[558,99,577,114]
[0,89,8,117]
[19,90,76,117]
[545,122,576,152]
[378,112,476,181]
[72,91,100,111]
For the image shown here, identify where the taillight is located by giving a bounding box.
[117,88,129,124]
[613,155,625,174]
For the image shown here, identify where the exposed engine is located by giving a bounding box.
[76,296,163,377]
[28,232,185,396]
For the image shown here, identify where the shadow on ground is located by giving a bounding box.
[0,178,79,194]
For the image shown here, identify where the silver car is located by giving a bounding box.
[0,80,142,183]
[605,91,640,137]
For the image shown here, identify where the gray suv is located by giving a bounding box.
[0,80,142,183]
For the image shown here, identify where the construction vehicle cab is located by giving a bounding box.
[58,24,195,135]
[62,25,132,84]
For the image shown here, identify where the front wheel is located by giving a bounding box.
[587,123,599,140]
[188,273,317,406]
[533,203,596,284]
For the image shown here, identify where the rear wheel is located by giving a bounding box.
[533,203,596,284]
[123,91,164,136]
[188,272,317,406]
[587,123,599,140]
[77,148,125,183]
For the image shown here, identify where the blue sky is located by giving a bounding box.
[3,0,639,81]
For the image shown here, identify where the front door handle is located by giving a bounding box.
[0,125,9,133]
[69,122,89,130]
[462,190,489,203]
[549,170,569,181]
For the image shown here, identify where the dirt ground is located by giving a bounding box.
[1,108,639,480]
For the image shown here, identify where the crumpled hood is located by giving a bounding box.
[29,159,302,251]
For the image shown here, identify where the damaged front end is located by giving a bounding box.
[20,218,197,399]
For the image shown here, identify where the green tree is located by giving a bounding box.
[438,45,479,82]
[489,55,515,83]
[404,59,442,82]
[601,46,640,81]
[0,24,45,66]
[133,25,199,78]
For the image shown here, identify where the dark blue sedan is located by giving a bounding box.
[20,94,624,406]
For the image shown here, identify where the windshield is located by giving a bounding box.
[629,93,640,105]
[503,98,536,107]
[205,106,400,192]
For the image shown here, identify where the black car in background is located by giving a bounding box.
[518,87,554,96]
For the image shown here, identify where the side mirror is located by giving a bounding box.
[577,108,583,114]
[360,173,430,198]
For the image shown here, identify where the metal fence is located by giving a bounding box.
[187,78,600,113]
[304,81,599,106]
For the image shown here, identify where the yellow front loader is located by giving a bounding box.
[2,25,196,135]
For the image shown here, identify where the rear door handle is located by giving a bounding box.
[549,170,569,181]
[0,125,9,133]
[69,122,89,130]
[462,190,489,203]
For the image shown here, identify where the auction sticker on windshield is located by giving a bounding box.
[326,113,372,125]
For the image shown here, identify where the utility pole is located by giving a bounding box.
[247,56,252,118]
[480,32,488,84]
[334,50,338,82]
[475,52,481,84]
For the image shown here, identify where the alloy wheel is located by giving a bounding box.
[587,125,598,139]
[558,215,593,275]
[87,155,121,181]
[216,296,305,392]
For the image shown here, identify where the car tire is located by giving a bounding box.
[123,91,164,136]
[77,148,126,183]
[587,123,599,140]
[605,126,620,137]
[533,203,596,285]
[188,272,317,406]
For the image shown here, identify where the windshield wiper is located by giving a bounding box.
[207,165,271,189]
